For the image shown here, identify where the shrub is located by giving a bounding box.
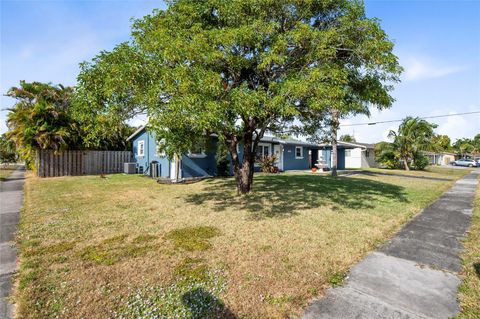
[256,155,278,173]
[412,152,429,170]
[374,142,400,169]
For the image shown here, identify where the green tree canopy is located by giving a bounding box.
[429,134,451,152]
[5,81,134,169]
[339,134,356,143]
[6,81,80,167]
[0,134,17,164]
[388,117,437,170]
[77,0,401,193]
[453,138,474,157]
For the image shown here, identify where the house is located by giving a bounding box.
[340,142,378,169]
[127,126,354,179]
[423,151,456,166]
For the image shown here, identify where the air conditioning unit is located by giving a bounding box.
[124,162,137,174]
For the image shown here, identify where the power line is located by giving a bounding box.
[340,111,480,127]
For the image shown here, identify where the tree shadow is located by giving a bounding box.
[474,262,480,278]
[182,287,236,319]
[182,174,408,219]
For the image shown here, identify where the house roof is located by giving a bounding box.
[127,129,356,149]
[126,125,146,142]
[259,136,319,147]
[346,142,376,149]
[315,141,369,149]
[422,151,456,156]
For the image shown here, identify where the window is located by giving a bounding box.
[365,150,370,157]
[295,146,303,159]
[256,144,270,159]
[155,139,166,157]
[345,149,352,157]
[137,140,145,157]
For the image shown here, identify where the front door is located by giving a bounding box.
[273,145,283,171]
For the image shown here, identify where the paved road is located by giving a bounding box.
[0,167,25,319]
[304,171,479,319]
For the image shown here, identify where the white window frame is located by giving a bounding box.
[295,146,303,159]
[345,149,352,157]
[155,139,166,157]
[256,143,271,157]
[137,140,145,157]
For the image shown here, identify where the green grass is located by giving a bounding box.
[457,183,480,318]
[166,226,221,251]
[363,165,473,179]
[15,169,469,318]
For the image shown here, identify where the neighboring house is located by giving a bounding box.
[127,126,354,180]
[341,142,378,169]
[423,151,456,166]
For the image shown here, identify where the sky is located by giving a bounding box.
[1,0,479,143]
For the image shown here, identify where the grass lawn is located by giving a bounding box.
[15,168,469,318]
[0,164,18,180]
[362,165,473,179]
[457,182,480,318]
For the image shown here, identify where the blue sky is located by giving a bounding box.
[1,0,479,143]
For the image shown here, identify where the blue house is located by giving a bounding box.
[127,126,353,179]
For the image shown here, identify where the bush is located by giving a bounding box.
[412,152,429,170]
[256,155,278,173]
[374,142,400,169]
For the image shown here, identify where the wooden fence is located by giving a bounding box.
[36,150,133,177]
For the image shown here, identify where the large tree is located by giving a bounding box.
[77,0,401,193]
[297,1,402,176]
[388,117,437,171]
[5,81,134,169]
[5,81,80,168]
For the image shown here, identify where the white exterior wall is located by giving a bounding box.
[362,148,378,168]
[345,148,363,168]
[345,147,378,168]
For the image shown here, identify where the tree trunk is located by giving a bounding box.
[403,157,410,171]
[227,133,255,195]
[331,110,339,177]
[175,153,181,181]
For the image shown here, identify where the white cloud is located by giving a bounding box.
[338,109,400,143]
[433,109,480,142]
[402,57,463,81]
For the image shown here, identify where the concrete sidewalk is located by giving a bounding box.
[0,167,25,319]
[304,171,479,319]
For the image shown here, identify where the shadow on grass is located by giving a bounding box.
[474,262,480,278]
[182,287,236,319]
[183,174,408,219]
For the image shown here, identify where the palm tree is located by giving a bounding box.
[388,117,437,171]
[5,81,78,168]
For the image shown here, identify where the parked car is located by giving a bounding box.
[450,158,479,167]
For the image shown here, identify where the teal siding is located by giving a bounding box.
[181,138,218,178]
[132,128,171,177]
[131,131,349,178]
[282,144,310,170]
